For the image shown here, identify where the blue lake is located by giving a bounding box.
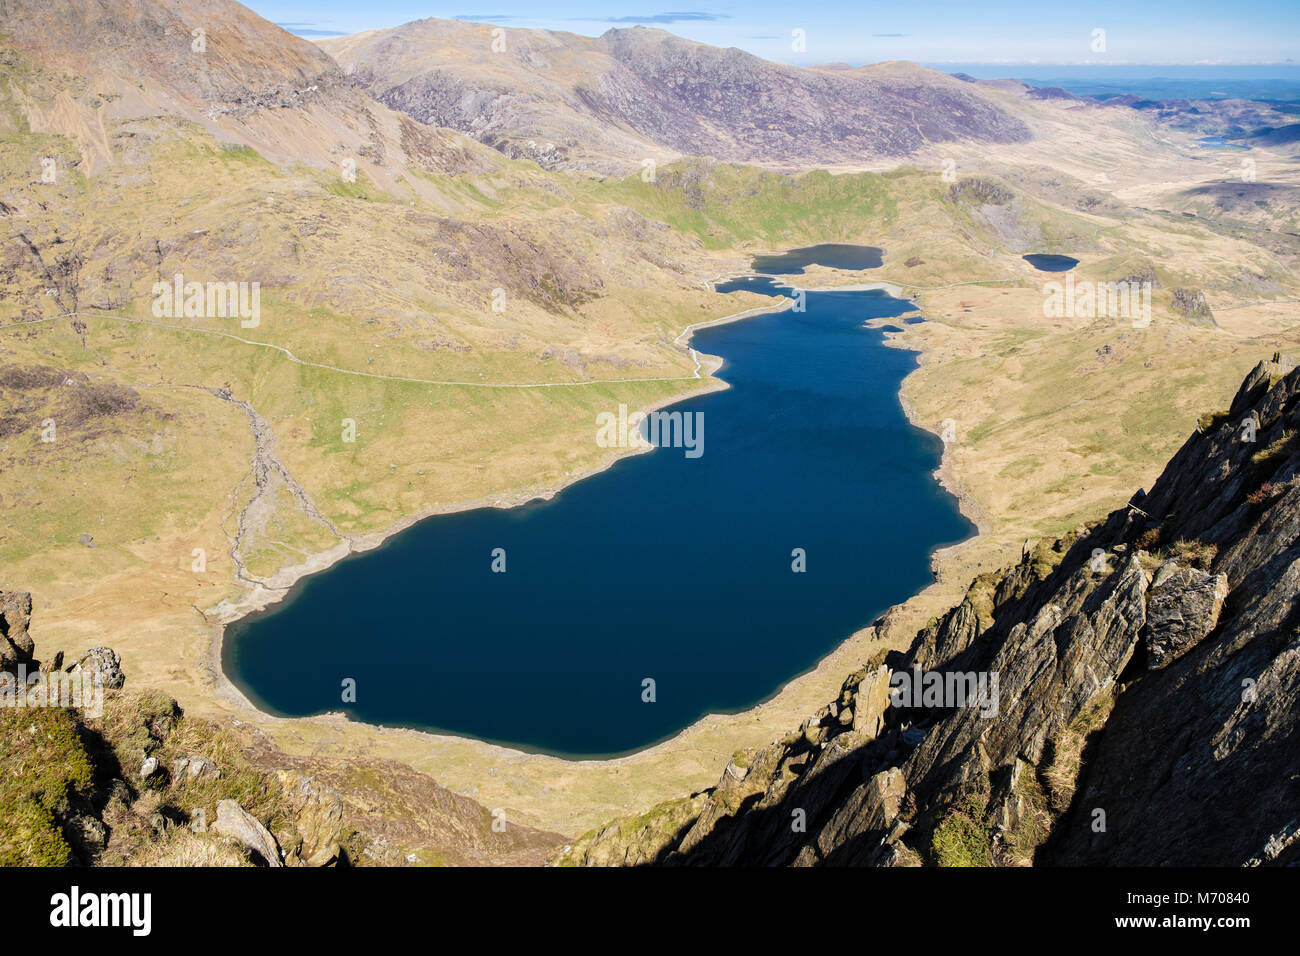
[749,243,885,274]
[1023,253,1079,272]
[223,276,973,757]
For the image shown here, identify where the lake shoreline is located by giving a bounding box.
[205,270,993,836]
[205,296,798,726]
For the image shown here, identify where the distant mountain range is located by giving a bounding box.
[320,19,1033,171]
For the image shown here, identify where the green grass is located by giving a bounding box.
[1042,691,1117,816]
[0,707,95,866]
[1168,539,1218,570]
[324,173,396,203]
[0,688,324,866]
[1000,760,1052,866]
[1027,530,1081,584]
[1197,408,1232,432]
[95,691,296,850]
[1251,428,1295,471]
[580,161,910,249]
[408,168,508,212]
[929,796,991,867]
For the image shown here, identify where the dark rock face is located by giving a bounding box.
[560,357,1300,867]
[1172,288,1217,326]
[948,177,1015,206]
[1144,562,1228,669]
[589,30,1031,163]
[0,589,35,670]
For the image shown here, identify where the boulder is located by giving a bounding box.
[851,664,892,739]
[1145,561,1229,669]
[64,813,109,862]
[276,772,344,865]
[1171,288,1217,327]
[304,842,340,867]
[67,647,125,690]
[212,800,283,867]
[0,589,35,670]
[187,756,220,780]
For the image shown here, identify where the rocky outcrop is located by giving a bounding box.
[0,601,126,694]
[0,600,560,867]
[851,665,892,739]
[276,772,345,867]
[948,178,1015,206]
[1172,288,1217,326]
[1144,562,1228,669]
[212,800,283,867]
[560,357,1300,867]
[0,589,35,670]
[67,647,126,690]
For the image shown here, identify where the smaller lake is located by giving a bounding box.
[1023,254,1079,272]
[750,243,884,274]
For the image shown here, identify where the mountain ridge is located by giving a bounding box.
[320,18,1032,171]
[0,0,497,179]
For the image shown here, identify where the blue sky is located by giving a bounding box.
[253,1,1300,67]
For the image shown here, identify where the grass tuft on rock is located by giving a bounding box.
[929,796,991,867]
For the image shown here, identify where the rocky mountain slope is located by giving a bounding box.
[321,19,1031,171]
[558,357,1300,866]
[0,0,491,180]
[0,591,560,865]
